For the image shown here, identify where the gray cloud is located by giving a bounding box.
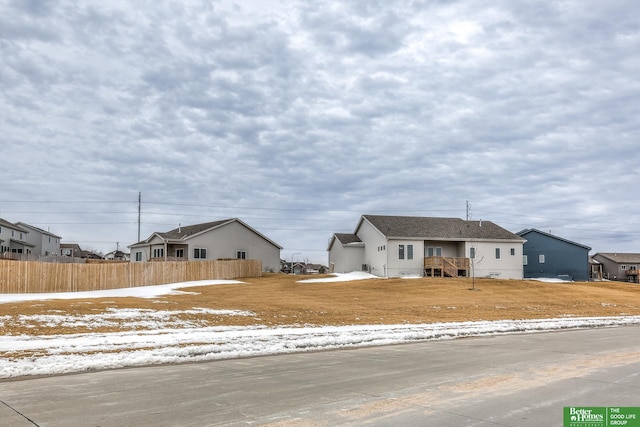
[1,0,639,261]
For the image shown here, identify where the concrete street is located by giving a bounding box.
[1,326,639,426]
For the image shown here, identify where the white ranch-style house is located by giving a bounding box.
[129,218,282,272]
[329,215,525,279]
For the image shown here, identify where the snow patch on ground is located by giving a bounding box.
[0,280,245,303]
[1,314,639,379]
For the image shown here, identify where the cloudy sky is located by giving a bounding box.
[1,0,639,263]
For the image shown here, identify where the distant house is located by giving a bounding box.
[328,215,525,279]
[129,218,282,272]
[82,250,104,260]
[61,243,83,258]
[592,253,640,283]
[516,228,591,281]
[0,218,34,256]
[305,263,328,274]
[104,250,130,261]
[15,222,62,257]
[589,257,603,281]
[327,233,365,275]
[280,261,328,275]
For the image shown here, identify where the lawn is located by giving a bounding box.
[2,273,640,335]
[2,273,640,378]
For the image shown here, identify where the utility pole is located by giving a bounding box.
[137,191,141,242]
[466,200,471,221]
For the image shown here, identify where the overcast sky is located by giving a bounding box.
[1,0,639,264]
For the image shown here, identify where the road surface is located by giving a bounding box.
[1,326,639,426]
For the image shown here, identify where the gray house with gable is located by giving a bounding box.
[516,228,591,281]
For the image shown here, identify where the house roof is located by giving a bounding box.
[516,228,591,251]
[334,233,362,244]
[0,218,30,233]
[358,215,524,241]
[594,253,640,264]
[131,218,283,249]
[15,222,62,239]
[61,243,82,250]
[158,219,233,240]
[327,233,364,251]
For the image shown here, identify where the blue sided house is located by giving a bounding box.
[516,228,591,282]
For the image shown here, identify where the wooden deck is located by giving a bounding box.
[424,256,470,278]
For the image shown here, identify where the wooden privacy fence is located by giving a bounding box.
[0,259,262,294]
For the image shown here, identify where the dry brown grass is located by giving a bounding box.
[1,274,640,337]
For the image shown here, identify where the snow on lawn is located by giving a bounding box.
[0,279,244,303]
[1,277,640,379]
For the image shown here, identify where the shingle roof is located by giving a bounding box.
[516,228,591,250]
[0,218,29,233]
[16,222,62,239]
[360,215,523,241]
[158,219,232,240]
[334,233,362,244]
[131,218,283,249]
[594,253,640,264]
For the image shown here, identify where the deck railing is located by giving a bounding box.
[424,256,470,277]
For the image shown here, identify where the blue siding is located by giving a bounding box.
[519,230,590,281]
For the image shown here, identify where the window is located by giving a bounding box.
[407,244,413,260]
[153,248,164,258]
[539,254,545,264]
[399,245,405,260]
[523,255,528,265]
[194,248,207,259]
[495,248,501,259]
[621,265,627,270]
[510,248,515,256]
[426,246,443,257]
[176,249,184,258]
[135,252,142,261]
[470,247,476,259]
[237,251,246,259]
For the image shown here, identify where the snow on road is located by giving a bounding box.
[1,273,638,379]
